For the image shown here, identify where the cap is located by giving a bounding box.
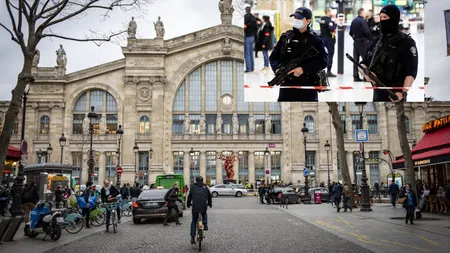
[244,4,251,9]
[290,7,312,20]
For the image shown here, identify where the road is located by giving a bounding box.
[44,197,373,253]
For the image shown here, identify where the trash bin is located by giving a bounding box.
[314,190,322,204]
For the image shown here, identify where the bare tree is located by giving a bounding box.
[70,133,101,186]
[233,0,248,19]
[327,102,355,206]
[0,0,154,166]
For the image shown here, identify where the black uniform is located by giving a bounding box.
[319,16,337,73]
[349,16,372,78]
[370,23,381,38]
[269,28,328,102]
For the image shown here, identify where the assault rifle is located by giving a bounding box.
[268,47,320,87]
[345,53,399,101]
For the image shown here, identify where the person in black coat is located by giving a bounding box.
[187,176,212,244]
[400,183,417,225]
[333,183,342,212]
[82,181,94,228]
[163,183,182,226]
[100,179,121,232]
[256,15,274,71]
[258,184,266,204]
[254,12,262,58]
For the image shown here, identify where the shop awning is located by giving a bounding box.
[7,145,21,160]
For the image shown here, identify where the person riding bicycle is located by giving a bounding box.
[187,176,212,244]
[100,179,121,232]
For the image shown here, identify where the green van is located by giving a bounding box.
[155,172,186,209]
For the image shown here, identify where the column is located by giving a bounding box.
[216,150,223,184]
[248,150,255,187]
[98,151,106,184]
[183,151,190,186]
[200,150,206,180]
[266,154,272,184]
[150,81,165,174]
[81,152,89,184]
[50,105,64,163]
[233,152,239,182]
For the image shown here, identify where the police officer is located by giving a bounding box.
[269,7,328,102]
[371,14,381,38]
[361,5,418,102]
[349,8,372,82]
[320,8,337,77]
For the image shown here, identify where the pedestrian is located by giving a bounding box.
[253,12,262,58]
[101,179,121,232]
[333,182,342,212]
[130,182,141,202]
[244,5,257,73]
[258,184,266,204]
[163,183,182,226]
[370,14,381,38]
[330,182,335,206]
[349,8,371,82]
[342,183,353,212]
[269,7,328,102]
[366,10,375,29]
[319,8,338,77]
[256,15,274,72]
[120,183,130,200]
[389,180,400,207]
[361,5,418,102]
[374,181,380,199]
[0,181,9,216]
[401,183,417,225]
[82,181,94,228]
[418,185,429,211]
[21,182,39,222]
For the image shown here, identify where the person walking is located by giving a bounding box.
[401,183,417,225]
[374,181,380,199]
[342,183,353,212]
[21,182,39,222]
[389,181,400,207]
[256,15,274,72]
[81,181,94,228]
[258,184,266,204]
[333,182,342,212]
[163,183,182,226]
[130,182,142,202]
[349,8,371,82]
[244,5,257,72]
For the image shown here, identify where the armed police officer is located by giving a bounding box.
[350,8,372,82]
[269,7,328,102]
[361,5,418,102]
[320,8,338,77]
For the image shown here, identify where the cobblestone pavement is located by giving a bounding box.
[45,197,373,253]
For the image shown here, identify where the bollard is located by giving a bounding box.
[0,218,10,244]
[1,216,23,242]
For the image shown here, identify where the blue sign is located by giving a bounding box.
[355,129,369,142]
[303,168,308,177]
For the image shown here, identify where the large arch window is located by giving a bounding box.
[139,116,150,134]
[40,115,50,134]
[72,90,118,134]
[304,115,314,134]
[172,60,281,135]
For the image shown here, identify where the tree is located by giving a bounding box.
[0,0,153,166]
[71,132,100,186]
[327,102,355,205]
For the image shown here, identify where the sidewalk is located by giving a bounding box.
[272,203,450,253]
[0,216,131,253]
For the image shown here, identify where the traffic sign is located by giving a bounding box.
[303,168,308,177]
[265,170,270,175]
[116,167,123,174]
[355,129,369,142]
[21,140,28,154]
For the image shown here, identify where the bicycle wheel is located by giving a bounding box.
[65,214,84,234]
[198,230,203,252]
[112,211,117,233]
[91,209,106,227]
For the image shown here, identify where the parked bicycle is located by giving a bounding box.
[58,208,84,234]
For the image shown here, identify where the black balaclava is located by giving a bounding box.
[379,5,400,35]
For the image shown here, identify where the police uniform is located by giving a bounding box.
[349,15,372,81]
[269,7,328,102]
[319,15,337,76]
[362,5,418,102]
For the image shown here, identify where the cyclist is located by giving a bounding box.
[100,179,121,232]
[187,176,212,244]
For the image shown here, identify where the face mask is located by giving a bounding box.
[380,19,398,35]
[293,19,305,30]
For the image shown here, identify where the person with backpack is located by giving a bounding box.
[22,182,39,223]
[163,182,182,226]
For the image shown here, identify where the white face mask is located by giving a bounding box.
[293,19,305,30]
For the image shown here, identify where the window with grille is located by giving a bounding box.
[90,90,103,112]
[40,115,50,134]
[238,151,248,171]
[190,114,201,134]
[222,114,232,135]
[369,151,380,184]
[106,93,118,112]
[106,114,118,134]
[340,114,347,134]
[190,151,200,171]
[205,62,217,111]
[268,102,281,112]
[367,114,378,134]
[189,68,201,112]
[139,116,150,134]
[221,61,233,95]
[270,114,281,134]
[106,151,117,182]
[238,114,249,134]
[74,93,87,111]
[254,151,265,170]
[72,152,82,178]
[253,102,265,112]
[12,118,19,134]
[236,62,248,111]
[306,151,316,170]
[73,114,84,134]
[206,152,216,171]
[351,114,361,133]
[206,114,216,135]
[271,152,281,170]
[138,151,149,185]
[172,115,185,134]
[173,152,184,174]
[173,82,185,112]
[255,114,265,134]
[304,115,314,134]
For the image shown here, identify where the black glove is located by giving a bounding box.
[208,204,212,208]
[187,203,191,208]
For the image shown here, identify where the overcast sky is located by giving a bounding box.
[425,0,450,101]
[0,0,245,101]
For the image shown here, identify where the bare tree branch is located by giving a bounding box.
[5,0,27,53]
[0,22,21,44]
[42,30,127,44]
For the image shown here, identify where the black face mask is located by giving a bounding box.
[380,19,398,35]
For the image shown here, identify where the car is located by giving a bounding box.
[132,189,183,224]
[272,188,302,204]
[228,183,245,189]
[209,184,247,197]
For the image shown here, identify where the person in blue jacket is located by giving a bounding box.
[401,183,417,225]
[82,181,94,228]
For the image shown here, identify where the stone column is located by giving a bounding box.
[200,150,207,180]
[216,150,223,184]
[98,151,106,184]
[248,150,255,187]
[82,152,89,185]
[183,151,190,186]
[150,80,165,175]
[233,152,239,183]
[122,80,138,172]
[50,105,64,163]
[266,154,272,184]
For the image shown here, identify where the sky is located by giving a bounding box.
[424,0,450,101]
[0,0,245,101]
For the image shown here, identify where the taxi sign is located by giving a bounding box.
[156,186,164,189]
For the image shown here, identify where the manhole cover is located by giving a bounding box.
[390,217,441,221]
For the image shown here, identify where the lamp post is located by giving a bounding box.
[264,147,270,185]
[238,151,243,185]
[59,134,66,164]
[37,149,42,163]
[325,140,331,187]
[116,125,124,188]
[382,149,395,182]
[412,140,417,149]
[87,106,97,182]
[133,142,139,184]
[46,144,53,162]
[355,102,371,211]
[149,148,153,185]
[189,148,195,185]
[301,123,310,203]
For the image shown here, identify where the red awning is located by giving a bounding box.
[393,148,450,165]
[7,145,21,160]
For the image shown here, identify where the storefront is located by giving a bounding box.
[1,145,21,183]
[393,115,450,188]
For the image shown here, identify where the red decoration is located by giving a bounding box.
[216,154,240,180]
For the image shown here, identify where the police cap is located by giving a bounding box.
[290,7,312,20]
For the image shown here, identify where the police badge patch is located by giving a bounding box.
[329,22,333,26]
[410,46,417,57]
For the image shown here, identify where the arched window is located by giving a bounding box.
[72,90,118,134]
[139,116,150,134]
[40,115,50,134]
[304,115,314,134]
[12,118,19,134]
[405,116,410,134]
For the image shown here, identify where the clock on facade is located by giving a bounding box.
[222,95,232,105]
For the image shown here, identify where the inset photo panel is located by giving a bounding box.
[424,0,450,101]
[243,0,424,102]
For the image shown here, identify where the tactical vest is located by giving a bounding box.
[319,17,333,39]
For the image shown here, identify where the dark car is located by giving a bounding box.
[272,188,302,204]
[132,189,183,224]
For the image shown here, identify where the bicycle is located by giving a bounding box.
[105,202,118,233]
[196,213,205,252]
[59,209,84,234]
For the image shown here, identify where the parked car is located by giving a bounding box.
[308,187,330,203]
[209,184,247,197]
[228,184,245,189]
[272,188,302,204]
[132,189,183,224]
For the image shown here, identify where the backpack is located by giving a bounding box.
[22,190,33,202]
[164,189,173,202]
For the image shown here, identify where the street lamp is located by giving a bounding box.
[412,140,417,149]
[46,144,53,162]
[149,148,153,185]
[189,148,195,184]
[87,106,98,182]
[324,140,331,187]
[116,124,124,187]
[59,134,66,164]
[238,151,243,185]
[37,149,42,163]
[383,149,396,183]
[301,123,310,203]
[354,102,371,211]
[264,147,270,184]
[10,83,31,216]
[133,142,139,184]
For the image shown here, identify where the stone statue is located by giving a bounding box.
[222,37,232,55]
[153,16,165,38]
[218,0,234,15]
[216,113,223,134]
[248,114,255,134]
[232,114,239,134]
[32,50,40,67]
[184,116,190,134]
[128,17,137,38]
[56,44,67,69]
[199,115,206,134]
[265,114,272,134]
[99,116,107,134]
[82,115,90,135]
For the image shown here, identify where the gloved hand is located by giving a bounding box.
[208,204,212,208]
[187,203,191,208]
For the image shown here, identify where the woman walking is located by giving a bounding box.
[402,183,417,225]
[256,15,274,71]
[163,183,182,226]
